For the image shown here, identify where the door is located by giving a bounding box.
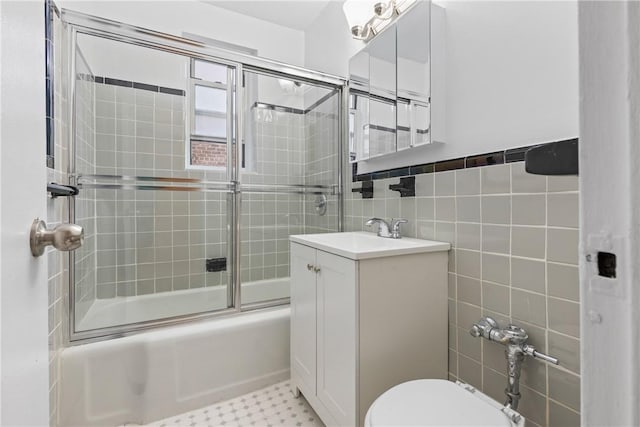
[0,1,50,424]
[290,243,317,394]
[238,70,342,308]
[316,250,357,426]
[68,33,238,339]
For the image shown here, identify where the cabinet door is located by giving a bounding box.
[316,251,357,426]
[290,243,317,393]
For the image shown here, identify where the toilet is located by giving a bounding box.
[364,379,525,427]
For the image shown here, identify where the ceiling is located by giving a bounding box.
[202,0,333,31]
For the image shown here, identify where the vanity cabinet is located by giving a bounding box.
[289,232,450,427]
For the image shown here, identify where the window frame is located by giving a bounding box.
[186,58,234,171]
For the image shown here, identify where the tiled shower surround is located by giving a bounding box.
[86,81,339,298]
[345,161,580,427]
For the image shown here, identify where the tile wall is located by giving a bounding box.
[85,82,341,298]
[73,57,97,320]
[89,83,232,300]
[345,161,581,427]
[304,92,340,234]
[240,107,306,283]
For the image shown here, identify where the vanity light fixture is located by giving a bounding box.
[342,0,417,41]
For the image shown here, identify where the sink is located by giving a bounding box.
[289,232,450,260]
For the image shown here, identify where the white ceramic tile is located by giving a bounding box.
[143,380,324,427]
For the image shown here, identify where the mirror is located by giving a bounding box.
[348,47,370,162]
[348,1,434,163]
[397,1,431,149]
[368,27,397,158]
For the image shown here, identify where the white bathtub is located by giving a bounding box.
[77,278,290,331]
[60,285,291,426]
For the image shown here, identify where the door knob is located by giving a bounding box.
[30,218,84,257]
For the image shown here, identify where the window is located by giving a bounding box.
[184,36,257,172]
[189,59,232,169]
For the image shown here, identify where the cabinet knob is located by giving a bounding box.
[313,267,321,273]
[307,264,314,271]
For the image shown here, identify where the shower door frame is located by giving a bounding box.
[62,9,347,344]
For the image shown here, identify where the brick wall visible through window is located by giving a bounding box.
[191,140,227,167]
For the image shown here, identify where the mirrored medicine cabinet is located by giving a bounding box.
[348,1,436,163]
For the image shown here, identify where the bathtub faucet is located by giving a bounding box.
[366,218,407,239]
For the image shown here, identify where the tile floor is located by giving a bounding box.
[142,380,325,427]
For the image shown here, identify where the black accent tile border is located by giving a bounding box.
[133,82,159,92]
[465,151,504,168]
[104,77,132,88]
[94,75,186,96]
[435,157,465,172]
[94,76,334,113]
[505,145,534,163]
[159,87,185,96]
[352,138,578,182]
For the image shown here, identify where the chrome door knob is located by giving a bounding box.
[30,218,84,257]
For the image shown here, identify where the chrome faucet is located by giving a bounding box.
[470,317,559,411]
[365,218,407,239]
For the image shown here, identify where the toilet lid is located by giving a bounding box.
[365,380,516,427]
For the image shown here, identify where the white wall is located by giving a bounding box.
[76,33,189,90]
[61,1,310,111]
[304,1,363,77]
[59,1,305,69]
[306,1,579,172]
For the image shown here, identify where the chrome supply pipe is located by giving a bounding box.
[470,316,559,411]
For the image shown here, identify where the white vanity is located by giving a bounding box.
[289,231,450,426]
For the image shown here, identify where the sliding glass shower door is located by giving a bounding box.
[239,72,341,307]
[71,33,238,336]
[65,17,344,341]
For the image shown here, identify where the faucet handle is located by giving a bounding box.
[390,218,408,229]
[389,218,408,238]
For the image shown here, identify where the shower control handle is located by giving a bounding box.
[30,218,84,257]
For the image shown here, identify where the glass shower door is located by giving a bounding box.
[71,33,237,336]
[239,71,341,307]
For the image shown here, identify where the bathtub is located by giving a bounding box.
[77,278,290,331]
[60,282,291,426]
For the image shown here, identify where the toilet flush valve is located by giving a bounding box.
[470,316,559,411]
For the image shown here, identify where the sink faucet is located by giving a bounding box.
[365,218,407,239]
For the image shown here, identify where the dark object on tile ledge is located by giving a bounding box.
[352,181,374,199]
[525,138,579,175]
[389,176,415,197]
[206,257,227,272]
